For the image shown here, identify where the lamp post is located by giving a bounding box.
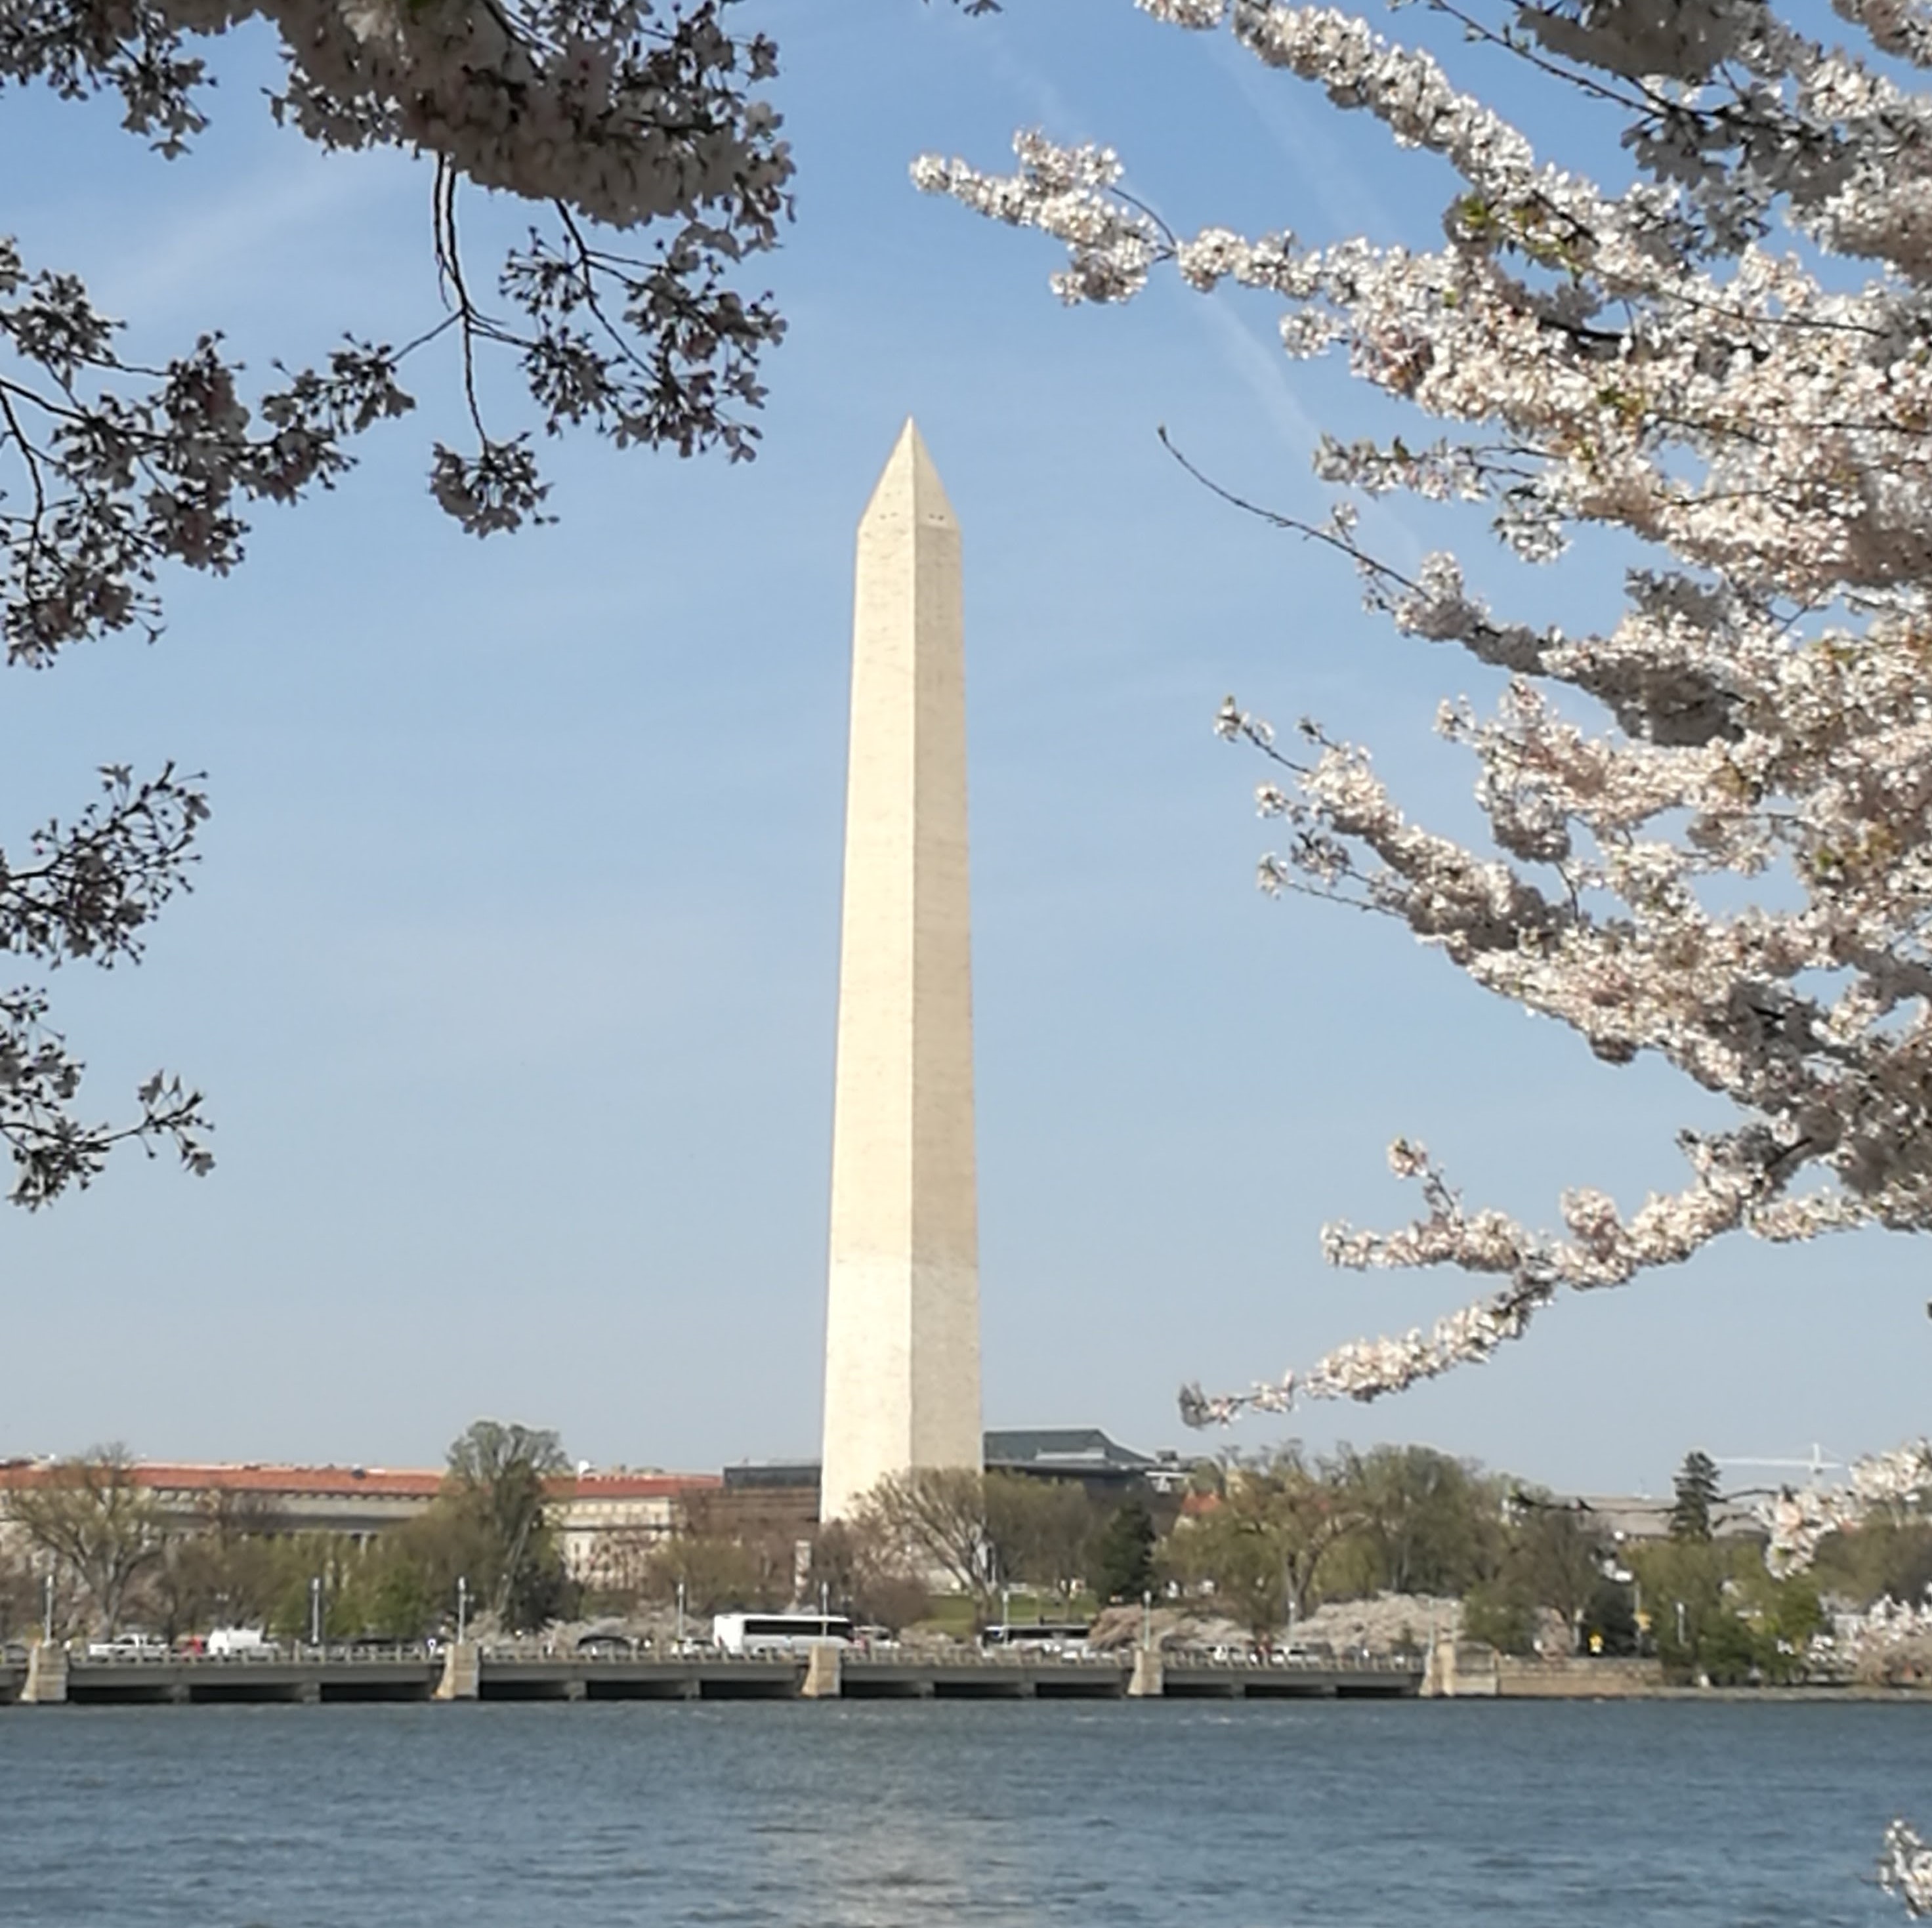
[456,1575,469,1645]
[818,1581,830,1640]
[308,1576,322,1650]
[675,1578,685,1650]
[42,1571,54,1645]
[1141,1590,1152,1652]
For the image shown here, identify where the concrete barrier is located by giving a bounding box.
[21,1643,67,1705]
[1423,1638,1498,1698]
[434,1641,480,1702]
[801,1642,842,1699]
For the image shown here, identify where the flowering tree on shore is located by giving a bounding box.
[918,0,1932,1906]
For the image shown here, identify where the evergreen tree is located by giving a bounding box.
[1093,1498,1157,1605]
[1670,1452,1722,1545]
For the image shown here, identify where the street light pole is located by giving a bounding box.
[457,1575,469,1645]
[42,1571,53,1645]
[675,1578,685,1650]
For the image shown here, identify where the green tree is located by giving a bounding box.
[1169,1450,1365,1643]
[1461,1582,1538,1656]
[1763,1575,1826,1681]
[984,1475,1096,1603]
[357,1546,440,1641]
[440,1419,573,1631]
[1458,1494,1608,1655]
[1670,1452,1722,1543]
[1629,1538,1735,1679]
[1698,1608,1763,1686]
[259,1534,363,1641]
[1811,1519,1932,1609]
[1723,1562,1827,1684]
[144,1489,284,1641]
[1507,1498,1606,1629]
[1583,1578,1639,1656]
[1093,1499,1158,1604]
[1336,1446,1504,1599]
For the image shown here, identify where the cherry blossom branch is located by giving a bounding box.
[1181,1131,1774,1421]
[928,8,1932,1912]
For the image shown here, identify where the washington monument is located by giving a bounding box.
[819,420,983,1522]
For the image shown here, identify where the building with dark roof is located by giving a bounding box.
[985,1427,1188,1498]
[716,1428,1188,1518]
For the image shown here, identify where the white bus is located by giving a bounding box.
[711,1611,856,1656]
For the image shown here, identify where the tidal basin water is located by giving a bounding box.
[4,1700,1931,1927]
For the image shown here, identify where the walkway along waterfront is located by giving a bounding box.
[0,1643,1424,1705]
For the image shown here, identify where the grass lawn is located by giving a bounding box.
[908,1589,1101,1638]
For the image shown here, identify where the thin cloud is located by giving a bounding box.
[1208,29,1406,243]
[108,146,413,324]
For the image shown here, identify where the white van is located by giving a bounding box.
[206,1626,272,1658]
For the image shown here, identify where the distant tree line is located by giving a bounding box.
[6,1434,1927,1677]
[0,1422,576,1643]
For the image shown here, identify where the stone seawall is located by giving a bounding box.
[1495,1656,1664,1696]
[1426,1638,1666,1697]
[1419,1645,1931,1698]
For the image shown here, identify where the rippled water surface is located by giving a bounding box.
[3,1699,1930,1925]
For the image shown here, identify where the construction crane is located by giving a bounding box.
[1715,1444,1843,1482]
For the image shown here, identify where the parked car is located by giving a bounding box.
[85,1633,169,1660]
[576,1632,634,1658]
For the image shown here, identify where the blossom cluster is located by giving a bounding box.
[1767,1451,1932,1910]
[0,765,213,1204]
[1881,1822,1932,1918]
[1825,1590,1932,1666]
[3,0,792,592]
[1759,1439,1932,1572]
[921,1,1932,1428]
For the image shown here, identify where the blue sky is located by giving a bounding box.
[0,0,1921,1496]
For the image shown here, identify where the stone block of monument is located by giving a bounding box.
[820,421,984,1521]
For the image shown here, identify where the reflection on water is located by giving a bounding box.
[1,1699,1925,1927]
[732,1708,980,1927]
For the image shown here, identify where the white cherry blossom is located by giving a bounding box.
[920,2,1932,1423]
